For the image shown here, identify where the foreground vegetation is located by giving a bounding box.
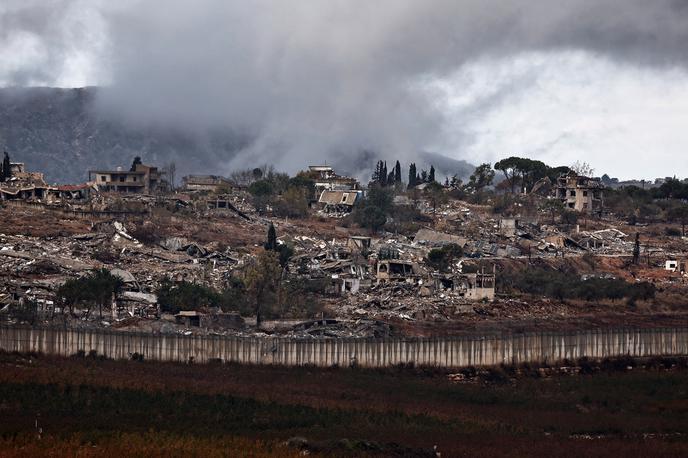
[0,352,687,456]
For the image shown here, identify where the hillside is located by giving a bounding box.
[0,87,248,184]
[0,87,476,185]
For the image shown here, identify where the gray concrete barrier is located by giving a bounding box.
[1,326,686,368]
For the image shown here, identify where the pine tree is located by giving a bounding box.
[394,160,401,185]
[387,171,395,185]
[429,165,436,183]
[420,170,428,183]
[265,223,277,251]
[381,161,388,186]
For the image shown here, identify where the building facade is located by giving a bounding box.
[89,164,163,194]
[555,173,604,214]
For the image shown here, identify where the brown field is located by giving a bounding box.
[0,352,687,457]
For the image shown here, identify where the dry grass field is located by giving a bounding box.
[0,352,687,456]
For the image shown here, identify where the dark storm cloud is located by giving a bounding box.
[3,0,688,175]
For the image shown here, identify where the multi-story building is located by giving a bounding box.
[89,163,163,194]
[555,173,604,214]
[308,165,359,193]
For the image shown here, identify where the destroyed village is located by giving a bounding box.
[1,153,686,338]
[2,148,688,455]
[3,2,688,457]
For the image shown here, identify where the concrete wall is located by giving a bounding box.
[1,326,686,368]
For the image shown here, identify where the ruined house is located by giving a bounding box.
[665,259,686,274]
[555,173,604,214]
[434,271,496,301]
[376,260,420,283]
[182,175,237,192]
[318,190,363,214]
[308,165,360,199]
[347,236,372,254]
[175,310,245,329]
[414,229,468,247]
[89,163,163,194]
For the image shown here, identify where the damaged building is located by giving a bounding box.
[182,175,238,193]
[556,173,604,213]
[318,189,363,214]
[89,163,164,194]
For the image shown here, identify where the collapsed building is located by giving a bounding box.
[318,189,363,214]
[0,156,93,202]
[182,175,238,193]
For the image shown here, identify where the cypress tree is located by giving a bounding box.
[2,151,10,181]
[408,163,416,188]
[429,165,436,183]
[130,156,142,172]
[394,160,401,185]
[632,233,640,265]
[265,223,277,251]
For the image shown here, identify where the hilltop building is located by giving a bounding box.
[555,173,603,214]
[308,165,359,195]
[89,163,163,194]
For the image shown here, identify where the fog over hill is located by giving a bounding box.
[4,1,688,180]
[0,86,475,185]
[0,86,250,184]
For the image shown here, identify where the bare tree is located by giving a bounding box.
[570,160,595,177]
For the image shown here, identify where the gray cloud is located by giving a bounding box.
[3,0,688,176]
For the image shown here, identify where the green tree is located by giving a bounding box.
[494,157,550,193]
[539,199,566,224]
[156,280,225,314]
[245,250,281,327]
[429,165,436,183]
[408,163,417,188]
[667,205,688,236]
[394,160,402,186]
[264,223,293,267]
[265,223,277,251]
[288,174,316,199]
[273,187,309,218]
[426,244,464,272]
[352,186,393,232]
[56,269,123,318]
[424,181,447,214]
[466,163,495,194]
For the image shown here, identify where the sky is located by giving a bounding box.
[2,0,688,179]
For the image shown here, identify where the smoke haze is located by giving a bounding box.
[2,0,688,178]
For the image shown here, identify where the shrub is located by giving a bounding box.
[56,269,123,317]
[156,280,229,314]
[665,227,682,237]
[501,267,655,302]
[426,244,464,272]
[129,223,160,246]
